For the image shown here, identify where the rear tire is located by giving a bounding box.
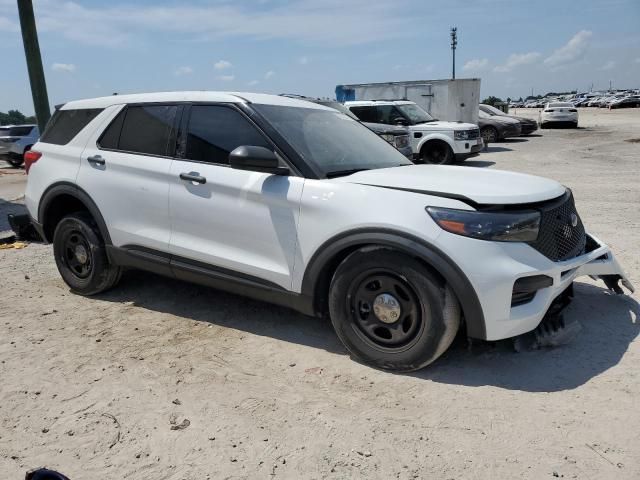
[328,248,460,372]
[53,212,121,296]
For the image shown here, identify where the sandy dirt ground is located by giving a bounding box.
[0,108,639,479]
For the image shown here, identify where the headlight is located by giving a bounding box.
[394,134,410,149]
[454,130,474,140]
[426,207,540,242]
[380,134,394,144]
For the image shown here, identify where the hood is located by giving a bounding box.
[336,165,566,205]
[412,121,478,131]
[363,122,409,135]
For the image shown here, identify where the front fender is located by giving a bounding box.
[301,228,487,339]
[416,133,456,153]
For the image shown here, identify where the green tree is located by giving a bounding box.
[0,109,32,125]
[481,96,503,106]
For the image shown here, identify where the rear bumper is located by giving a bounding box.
[30,217,47,243]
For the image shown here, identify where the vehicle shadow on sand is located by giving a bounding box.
[98,272,638,392]
[461,160,495,168]
[412,282,639,392]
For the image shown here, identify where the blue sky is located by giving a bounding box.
[1,0,639,114]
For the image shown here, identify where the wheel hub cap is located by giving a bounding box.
[373,293,401,324]
[74,245,88,264]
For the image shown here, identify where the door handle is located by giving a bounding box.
[180,172,207,184]
[87,155,105,166]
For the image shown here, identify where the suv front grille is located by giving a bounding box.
[529,191,586,261]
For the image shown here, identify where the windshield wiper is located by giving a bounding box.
[325,168,371,178]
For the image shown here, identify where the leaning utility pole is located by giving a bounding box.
[450,27,457,80]
[17,0,50,132]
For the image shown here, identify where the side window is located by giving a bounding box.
[40,108,103,145]
[117,105,178,156]
[185,105,271,164]
[349,106,378,123]
[376,106,405,124]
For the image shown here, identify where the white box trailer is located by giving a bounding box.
[336,78,480,125]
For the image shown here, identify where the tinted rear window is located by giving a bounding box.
[8,126,34,136]
[40,109,103,145]
[117,105,178,156]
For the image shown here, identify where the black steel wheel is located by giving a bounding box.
[61,228,93,279]
[329,248,461,371]
[348,270,424,350]
[53,212,121,295]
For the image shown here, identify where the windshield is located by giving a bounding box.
[253,104,412,176]
[478,110,491,119]
[395,103,435,124]
[317,101,360,121]
[481,104,505,116]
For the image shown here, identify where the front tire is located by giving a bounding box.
[53,212,121,295]
[480,126,499,143]
[419,142,454,165]
[328,248,460,372]
[7,153,24,167]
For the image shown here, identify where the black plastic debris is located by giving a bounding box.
[8,213,41,242]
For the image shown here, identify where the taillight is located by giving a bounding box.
[24,150,42,174]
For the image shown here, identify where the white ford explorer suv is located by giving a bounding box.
[25,92,634,371]
[345,100,482,164]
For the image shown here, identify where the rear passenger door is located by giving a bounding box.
[168,104,303,290]
[77,103,181,252]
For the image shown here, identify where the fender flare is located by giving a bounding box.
[416,133,456,155]
[301,228,487,339]
[38,181,112,245]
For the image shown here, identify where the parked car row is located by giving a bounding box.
[514,89,640,110]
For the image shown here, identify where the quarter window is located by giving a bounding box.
[40,108,103,145]
[348,106,379,123]
[185,105,271,164]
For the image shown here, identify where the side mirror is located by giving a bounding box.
[228,146,290,175]
[392,117,409,126]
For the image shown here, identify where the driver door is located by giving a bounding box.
[168,104,303,290]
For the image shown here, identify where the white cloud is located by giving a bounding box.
[264,70,275,80]
[247,80,260,86]
[217,74,235,81]
[600,60,615,71]
[174,66,193,76]
[298,56,309,65]
[8,0,415,47]
[463,58,488,71]
[494,52,540,72]
[51,63,76,72]
[544,30,592,66]
[214,60,232,70]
